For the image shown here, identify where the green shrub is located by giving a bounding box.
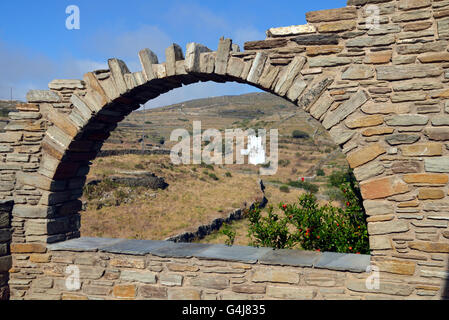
[135,163,145,170]
[288,180,319,194]
[279,185,290,193]
[246,184,369,254]
[316,168,325,176]
[292,130,309,139]
[200,162,214,171]
[225,172,232,178]
[279,159,291,167]
[209,173,219,181]
[246,205,296,249]
[220,223,236,246]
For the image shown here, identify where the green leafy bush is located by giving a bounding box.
[279,159,291,167]
[288,180,319,194]
[245,182,369,254]
[246,205,296,249]
[316,168,325,176]
[279,185,290,193]
[292,130,309,139]
[209,173,219,181]
[220,223,236,246]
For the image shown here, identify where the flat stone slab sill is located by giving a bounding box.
[47,237,371,273]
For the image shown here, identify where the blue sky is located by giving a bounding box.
[0,0,346,108]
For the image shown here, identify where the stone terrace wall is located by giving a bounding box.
[2,0,449,299]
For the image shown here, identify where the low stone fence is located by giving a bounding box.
[97,149,171,158]
[166,197,268,243]
[0,200,13,300]
[8,237,372,300]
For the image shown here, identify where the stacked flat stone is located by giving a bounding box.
[2,0,449,300]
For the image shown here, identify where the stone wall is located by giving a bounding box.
[2,0,449,299]
[0,200,13,300]
[12,238,373,300]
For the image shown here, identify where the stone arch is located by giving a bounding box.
[25,40,366,243]
[3,0,449,300]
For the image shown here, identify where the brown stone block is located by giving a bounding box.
[345,115,384,129]
[375,258,416,275]
[362,127,394,137]
[252,269,299,284]
[42,140,64,161]
[16,103,40,112]
[418,52,449,63]
[113,284,136,299]
[167,288,201,300]
[403,21,433,32]
[347,144,386,169]
[409,241,449,253]
[367,214,395,223]
[418,188,445,200]
[364,51,393,64]
[317,21,356,33]
[10,243,46,254]
[110,257,145,269]
[306,7,357,23]
[244,39,288,51]
[306,45,343,57]
[166,263,199,272]
[140,285,167,299]
[46,111,78,138]
[404,173,448,185]
[401,143,443,157]
[391,161,421,174]
[398,200,419,208]
[232,284,266,294]
[62,293,88,300]
[361,176,410,200]
[424,128,449,141]
[29,254,51,263]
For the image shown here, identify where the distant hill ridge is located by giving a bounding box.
[147,92,296,112]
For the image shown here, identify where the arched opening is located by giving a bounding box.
[79,81,368,254]
[34,41,370,255]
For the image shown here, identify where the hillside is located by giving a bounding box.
[79,92,349,242]
[103,92,334,152]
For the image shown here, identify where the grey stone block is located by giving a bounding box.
[259,249,321,267]
[314,252,371,273]
[151,242,212,258]
[99,239,174,255]
[194,244,272,263]
[47,237,124,252]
